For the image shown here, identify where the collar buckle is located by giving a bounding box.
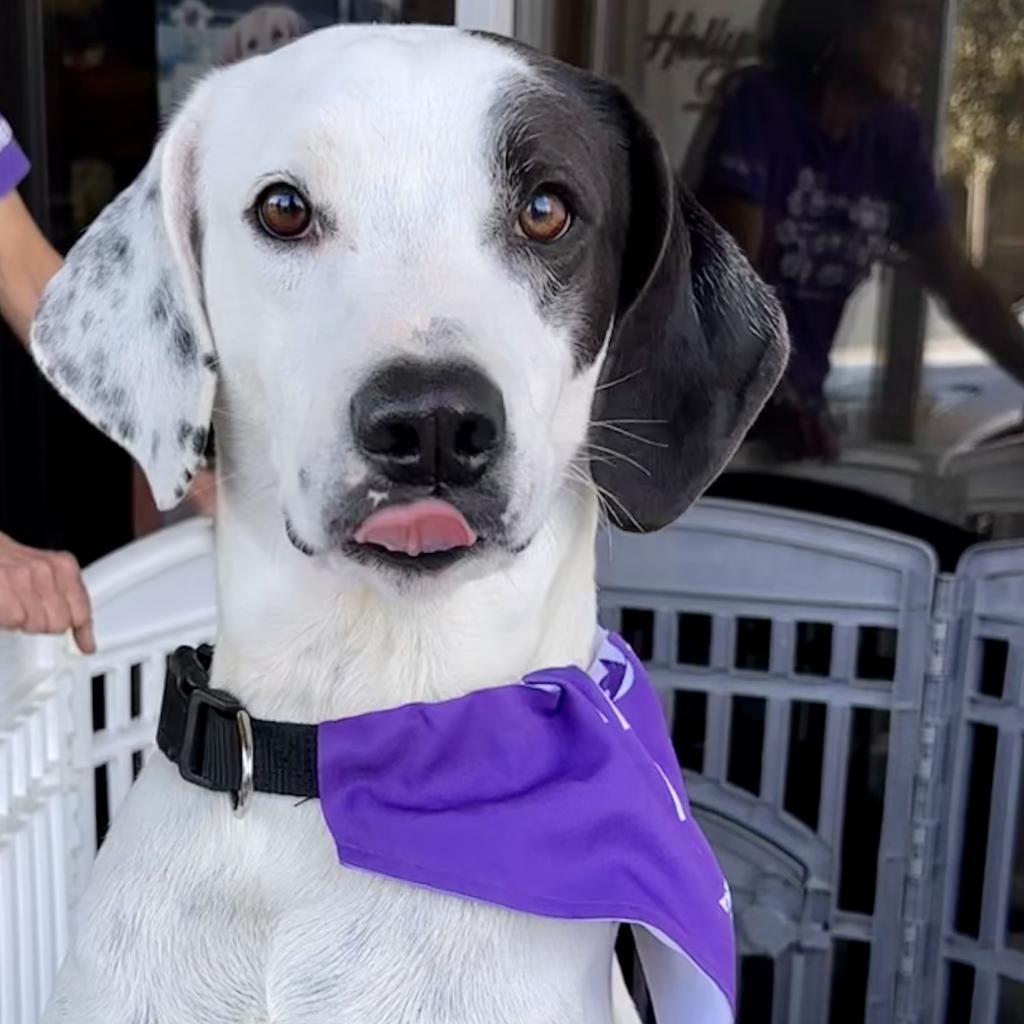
[163,646,254,814]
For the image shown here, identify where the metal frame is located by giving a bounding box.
[454,0,514,33]
[871,0,959,445]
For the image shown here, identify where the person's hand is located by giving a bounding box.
[0,532,95,653]
[755,384,840,463]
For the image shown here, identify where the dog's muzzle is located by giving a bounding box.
[351,360,506,490]
[323,360,513,571]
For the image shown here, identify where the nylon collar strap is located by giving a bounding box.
[157,645,318,803]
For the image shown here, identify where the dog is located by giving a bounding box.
[31,25,787,1024]
[217,4,308,64]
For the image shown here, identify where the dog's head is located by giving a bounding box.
[32,26,786,581]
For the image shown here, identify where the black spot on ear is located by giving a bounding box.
[201,353,219,374]
[177,420,193,448]
[90,261,114,289]
[54,358,84,390]
[150,281,171,325]
[172,322,197,366]
[190,427,207,457]
[118,418,138,442]
[150,431,161,463]
[111,233,132,267]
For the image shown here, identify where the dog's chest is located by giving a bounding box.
[71,764,616,1024]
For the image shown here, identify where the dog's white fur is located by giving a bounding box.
[33,24,787,1024]
[38,28,642,1024]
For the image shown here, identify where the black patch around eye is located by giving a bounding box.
[488,71,630,373]
[172,322,198,365]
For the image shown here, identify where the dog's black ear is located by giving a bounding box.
[590,89,788,533]
[31,79,218,510]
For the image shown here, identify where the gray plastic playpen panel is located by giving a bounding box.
[597,500,937,1024]
[937,543,1024,1024]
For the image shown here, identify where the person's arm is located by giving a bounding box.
[908,226,1024,385]
[0,188,61,347]
[703,192,764,270]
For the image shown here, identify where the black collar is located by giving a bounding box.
[157,646,319,810]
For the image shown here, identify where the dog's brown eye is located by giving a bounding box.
[256,184,312,240]
[518,191,570,242]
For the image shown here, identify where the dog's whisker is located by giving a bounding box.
[589,422,669,450]
[583,472,644,533]
[581,443,652,479]
[593,367,644,393]
[591,418,668,427]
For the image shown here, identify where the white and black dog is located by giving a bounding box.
[31,25,786,1024]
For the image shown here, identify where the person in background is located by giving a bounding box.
[701,0,1024,461]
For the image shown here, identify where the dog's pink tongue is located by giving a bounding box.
[354,500,476,556]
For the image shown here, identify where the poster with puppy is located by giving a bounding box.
[156,1,406,116]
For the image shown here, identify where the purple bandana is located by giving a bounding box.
[318,632,735,1021]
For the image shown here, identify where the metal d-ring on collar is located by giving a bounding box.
[234,706,255,817]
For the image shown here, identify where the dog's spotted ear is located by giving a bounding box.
[590,87,789,533]
[31,80,217,510]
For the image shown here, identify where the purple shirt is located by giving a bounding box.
[702,68,947,398]
[0,115,30,198]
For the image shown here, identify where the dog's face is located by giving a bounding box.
[32,26,787,582]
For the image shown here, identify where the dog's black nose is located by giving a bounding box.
[352,362,506,487]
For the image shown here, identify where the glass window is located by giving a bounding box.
[521,1,1024,541]
[157,1,454,117]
